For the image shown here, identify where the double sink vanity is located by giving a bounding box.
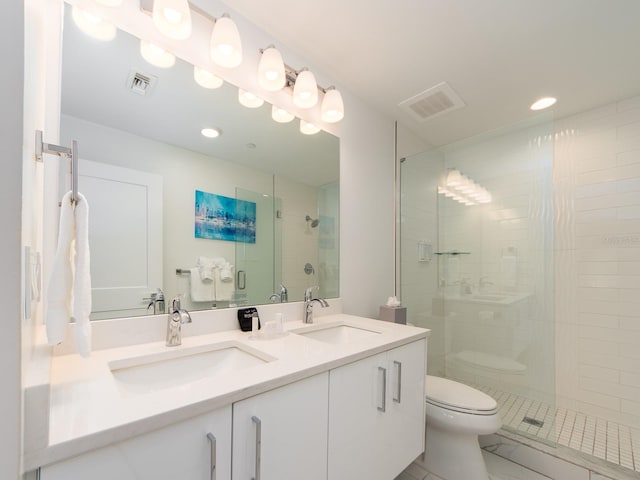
[31,301,428,480]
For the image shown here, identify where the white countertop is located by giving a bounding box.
[26,313,428,470]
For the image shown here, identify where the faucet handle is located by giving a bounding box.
[171,294,184,312]
[304,286,318,301]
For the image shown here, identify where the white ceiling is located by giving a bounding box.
[222,0,640,147]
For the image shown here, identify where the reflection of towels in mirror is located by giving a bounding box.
[190,267,215,302]
[216,264,235,301]
[197,256,225,281]
[219,262,233,282]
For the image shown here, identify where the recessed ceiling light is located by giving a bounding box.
[201,127,221,138]
[530,97,557,111]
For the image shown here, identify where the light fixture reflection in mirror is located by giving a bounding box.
[71,6,116,41]
[238,89,264,108]
[300,120,320,135]
[152,0,192,40]
[140,40,176,68]
[272,105,295,123]
[193,66,223,89]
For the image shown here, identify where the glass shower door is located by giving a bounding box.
[399,116,556,445]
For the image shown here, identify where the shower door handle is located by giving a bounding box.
[237,270,246,290]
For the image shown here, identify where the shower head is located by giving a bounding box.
[305,215,319,228]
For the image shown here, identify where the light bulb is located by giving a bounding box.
[293,69,318,108]
[193,66,223,89]
[321,87,344,123]
[152,0,191,39]
[210,14,242,68]
[71,6,116,41]
[258,46,285,91]
[238,89,264,108]
[201,128,221,138]
[140,40,175,68]
[271,105,295,123]
[300,120,320,135]
[530,97,557,111]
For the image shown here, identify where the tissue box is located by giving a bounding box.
[379,305,407,324]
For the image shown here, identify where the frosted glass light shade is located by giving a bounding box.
[445,169,463,187]
[152,0,192,40]
[293,69,318,108]
[194,66,223,89]
[321,88,344,123]
[271,105,294,123]
[140,40,175,68]
[258,47,286,91]
[72,6,116,41]
[300,120,320,135]
[238,89,264,108]
[210,15,242,68]
[95,0,123,6]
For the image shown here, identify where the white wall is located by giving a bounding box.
[555,95,640,428]
[1,1,24,478]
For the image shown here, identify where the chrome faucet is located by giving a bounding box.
[269,283,289,303]
[166,295,192,347]
[303,286,329,324]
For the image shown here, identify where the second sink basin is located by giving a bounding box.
[109,341,276,396]
[291,323,381,344]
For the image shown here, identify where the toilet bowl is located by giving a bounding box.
[417,375,502,480]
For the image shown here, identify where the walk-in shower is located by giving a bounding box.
[399,98,640,475]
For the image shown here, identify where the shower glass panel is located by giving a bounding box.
[235,188,279,306]
[400,115,556,445]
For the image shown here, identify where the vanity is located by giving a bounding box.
[31,304,428,480]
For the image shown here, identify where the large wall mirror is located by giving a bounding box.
[59,4,339,320]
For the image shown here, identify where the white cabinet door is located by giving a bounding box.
[232,373,328,480]
[328,339,426,480]
[41,406,231,480]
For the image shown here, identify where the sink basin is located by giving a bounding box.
[109,341,275,396]
[292,324,381,344]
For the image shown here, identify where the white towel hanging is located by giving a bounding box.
[46,191,92,357]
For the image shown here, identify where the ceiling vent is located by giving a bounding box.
[399,82,465,122]
[127,70,157,96]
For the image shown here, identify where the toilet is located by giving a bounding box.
[416,375,502,480]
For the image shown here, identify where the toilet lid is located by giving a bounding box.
[425,375,497,413]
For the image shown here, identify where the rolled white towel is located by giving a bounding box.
[219,262,234,282]
[198,256,225,282]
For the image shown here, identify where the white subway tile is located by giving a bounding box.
[617,148,640,166]
[576,312,619,328]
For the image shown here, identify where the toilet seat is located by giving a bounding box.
[425,375,498,416]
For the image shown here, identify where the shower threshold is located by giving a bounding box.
[475,385,640,476]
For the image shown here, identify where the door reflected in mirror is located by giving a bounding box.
[59,5,339,320]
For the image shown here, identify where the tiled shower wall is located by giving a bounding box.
[555,95,640,429]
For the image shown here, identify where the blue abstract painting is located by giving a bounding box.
[194,190,256,243]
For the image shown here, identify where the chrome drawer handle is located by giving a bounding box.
[393,360,402,403]
[378,366,387,412]
[251,416,262,480]
[206,433,216,480]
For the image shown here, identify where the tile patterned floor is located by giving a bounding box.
[475,385,640,474]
